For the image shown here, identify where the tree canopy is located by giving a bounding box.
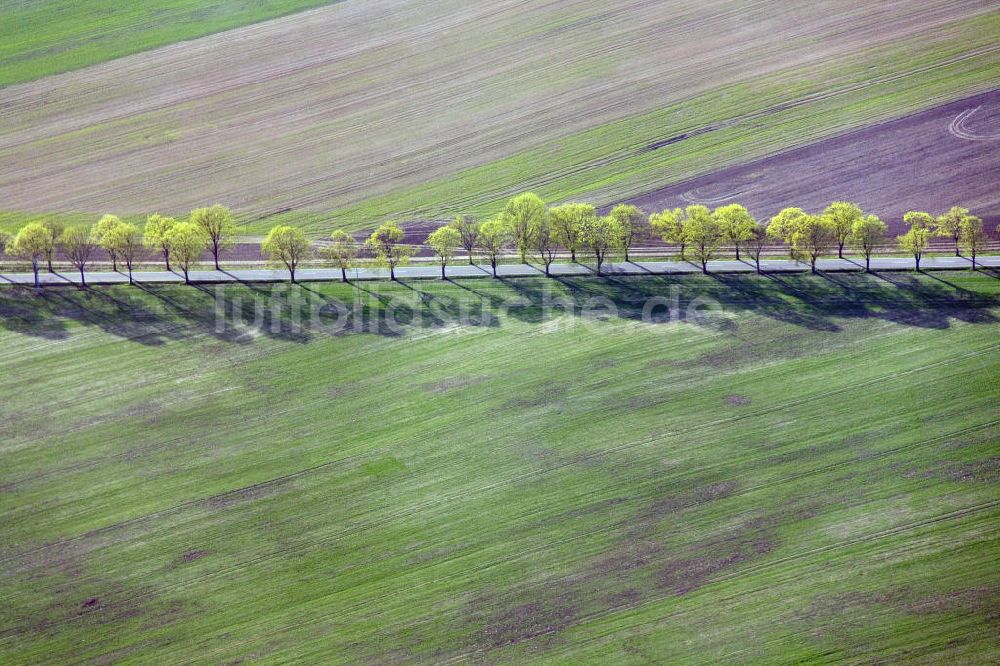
[262,225,311,282]
[190,204,237,270]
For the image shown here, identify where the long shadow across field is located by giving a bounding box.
[0,273,997,344]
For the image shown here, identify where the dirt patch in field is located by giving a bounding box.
[657,535,775,595]
[503,382,568,410]
[725,394,751,406]
[423,375,490,394]
[176,549,209,565]
[947,457,1000,483]
[645,480,739,521]
[468,592,581,652]
[631,90,1000,235]
[908,586,1000,619]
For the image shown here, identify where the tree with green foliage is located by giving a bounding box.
[767,207,809,261]
[58,226,98,286]
[548,203,593,262]
[609,204,647,262]
[502,192,545,263]
[533,215,559,277]
[104,222,142,284]
[92,214,123,270]
[935,206,970,256]
[713,203,756,261]
[792,214,836,273]
[262,225,311,283]
[903,210,935,231]
[650,207,687,260]
[40,219,65,272]
[324,229,359,282]
[745,221,769,273]
[164,222,207,284]
[427,225,462,279]
[365,222,412,281]
[897,226,932,271]
[450,215,479,264]
[143,213,176,271]
[958,214,986,270]
[12,222,54,289]
[849,214,888,272]
[580,214,623,277]
[823,202,864,258]
[477,216,511,278]
[190,204,236,270]
[682,205,723,274]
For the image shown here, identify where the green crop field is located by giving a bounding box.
[2,272,998,662]
[0,0,341,86]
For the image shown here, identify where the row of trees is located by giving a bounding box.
[0,205,239,287]
[407,195,994,277]
[1,197,994,287]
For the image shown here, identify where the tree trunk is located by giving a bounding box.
[441,263,446,280]
[971,253,977,270]
[80,267,86,286]
[468,251,474,265]
[390,265,396,281]
[755,256,761,273]
[701,259,707,274]
[865,254,871,272]
[571,249,576,262]
[838,242,844,259]
[47,254,54,273]
[491,258,497,278]
[955,238,961,257]
[544,262,551,277]
[341,266,348,282]
[127,265,133,285]
[735,245,740,261]
[520,249,526,264]
[596,256,603,277]
[111,254,117,271]
[213,241,220,270]
[811,256,817,274]
[32,258,39,289]
[625,249,630,262]
[183,267,190,284]
[915,255,921,271]
[290,266,296,283]
[163,249,171,271]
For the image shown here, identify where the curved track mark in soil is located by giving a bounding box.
[948,106,1000,141]
[679,186,754,205]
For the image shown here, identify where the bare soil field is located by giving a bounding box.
[0,0,993,217]
[629,89,1000,234]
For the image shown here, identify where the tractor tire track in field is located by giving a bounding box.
[3,342,997,645]
[948,105,1000,141]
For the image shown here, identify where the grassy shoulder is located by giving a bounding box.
[0,0,340,86]
[1,272,998,662]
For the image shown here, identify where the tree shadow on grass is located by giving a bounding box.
[0,273,997,345]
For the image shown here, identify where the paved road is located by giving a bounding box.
[1,256,997,286]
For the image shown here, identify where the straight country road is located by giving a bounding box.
[2,256,998,286]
